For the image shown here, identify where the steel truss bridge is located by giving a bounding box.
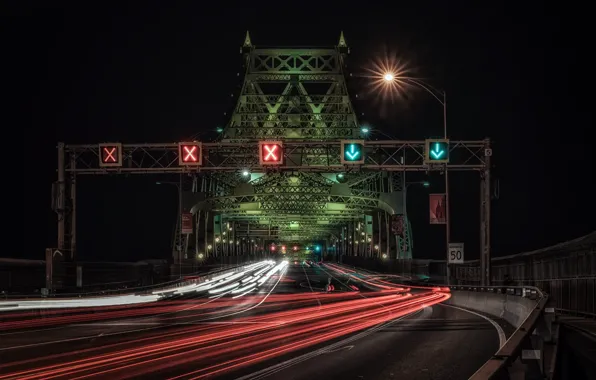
[52,32,493,285]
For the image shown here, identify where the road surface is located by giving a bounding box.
[0,261,511,379]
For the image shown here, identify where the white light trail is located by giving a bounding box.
[208,282,241,295]
[231,282,257,294]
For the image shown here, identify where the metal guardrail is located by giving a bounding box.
[555,308,596,319]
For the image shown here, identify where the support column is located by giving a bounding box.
[204,211,209,257]
[377,216,382,257]
[385,212,390,258]
[69,154,76,261]
[195,210,201,256]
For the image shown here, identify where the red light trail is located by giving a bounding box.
[0,289,449,379]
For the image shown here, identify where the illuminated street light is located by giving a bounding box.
[207,244,212,250]
[374,244,379,250]
[242,170,250,177]
[383,72,394,82]
[360,126,370,134]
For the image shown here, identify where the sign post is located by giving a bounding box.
[448,243,464,264]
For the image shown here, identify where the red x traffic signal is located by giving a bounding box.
[259,141,283,165]
[178,142,203,166]
[99,143,122,167]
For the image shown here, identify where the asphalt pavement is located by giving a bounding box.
[0,262,512,380]
[233,304,511,380]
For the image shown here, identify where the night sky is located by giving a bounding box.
[21,3,594,262]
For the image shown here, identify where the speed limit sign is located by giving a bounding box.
[448,243,464,264]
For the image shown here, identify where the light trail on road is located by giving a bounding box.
[0,290,448,379]
[0,262,456,380]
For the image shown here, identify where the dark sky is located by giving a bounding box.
[20,3,594,262]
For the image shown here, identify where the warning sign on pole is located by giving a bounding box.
[181,213,193,234]
[429,193,447,224]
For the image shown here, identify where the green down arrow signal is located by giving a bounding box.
[346,144,361,160]
[430,144,446,159]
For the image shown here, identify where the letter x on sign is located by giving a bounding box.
[259,141,283,165]
[98,143,122,167]
[264,145,278,161]
[103,147,116,162]
[183,146,198,162]
[178,142,203,166]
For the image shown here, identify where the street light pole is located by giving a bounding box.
[442,91,451,285]
[391,77,451,284]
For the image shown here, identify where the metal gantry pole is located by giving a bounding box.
[69,154,77,261]
[178,173,182,279]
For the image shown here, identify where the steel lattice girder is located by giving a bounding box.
[223,215,361,222]
[224,45,360,140]
[205,193,388,213]
[62,140,490,174]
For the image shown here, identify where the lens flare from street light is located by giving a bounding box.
[362,53,414,105]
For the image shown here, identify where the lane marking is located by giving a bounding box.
[301,264,321,308]
[236,307,428,380]
[323,345,354,354]
[439,303,506,348]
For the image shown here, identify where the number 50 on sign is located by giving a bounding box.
[448,243,464,264]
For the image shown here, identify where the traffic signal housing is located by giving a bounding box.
[178,142,203,166]
[259,141,283,165]
[99,143,122,167]
[340,140,365,165]
[425,139,450,164]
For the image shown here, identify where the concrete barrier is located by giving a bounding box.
[449,286,553,380]
[445,286,542,328]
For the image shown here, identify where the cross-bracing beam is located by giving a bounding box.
[62,140,489,174]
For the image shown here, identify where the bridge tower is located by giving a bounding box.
[180,32,412,261]
[223,31,359,141]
